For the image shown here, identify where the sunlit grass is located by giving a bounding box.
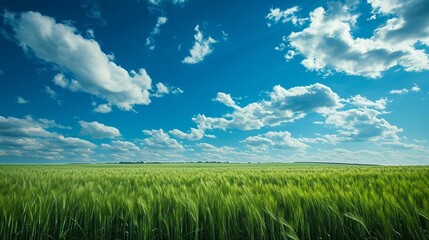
[0,164,428,239]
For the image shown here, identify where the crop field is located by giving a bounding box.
[1,164,429,240]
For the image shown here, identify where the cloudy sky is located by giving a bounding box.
[0,0,428,164]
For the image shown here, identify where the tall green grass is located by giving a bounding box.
[0,164,428,239]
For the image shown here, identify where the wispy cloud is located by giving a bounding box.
[81,0,105,24]
[146,16,168,50]
[147,0,188,6]
[266,7,307,26]
[16,96,29,104]
[182,25,217,64]
[390,84,421,95]
[44,86,63,105]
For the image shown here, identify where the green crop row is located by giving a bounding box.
[0,164,428,239]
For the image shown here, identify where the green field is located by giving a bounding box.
[1,164,429,239]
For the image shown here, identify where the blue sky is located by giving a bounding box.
[0,0,428,164]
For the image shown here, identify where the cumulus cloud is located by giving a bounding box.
[79,120,121,139]
[0,116,95,161]
[0,116,55,138]
[182,25,217,64]
[16,96,29,104]
[279,0,429,78]
[171,83,342,142]
[146,16,168,50]
[169,128,205,141]
[94,103,112,113]
[4,11,156,111]
[266,7,307,26]
[213,92,240,110]
[141,129,184,150]
[153,82,183,97]
[346,95,387,109]
[242,131,308,150]
[411,84,421,92]
[53,74,69,88]
[194,83,342,131]
[323,108,402,142]
[171,82,408,153]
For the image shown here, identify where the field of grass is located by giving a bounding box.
[1,163,428,239]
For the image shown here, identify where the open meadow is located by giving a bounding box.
[1,163,429,239]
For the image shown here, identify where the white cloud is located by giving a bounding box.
[146,16,168,50]
[152,16,168,35]
[194,83,342,131]
[141,129,184,150]
[148,0,188,6]
[53,74,69,88]
[381,141,425,151]
[172,83,342,143]
[284,50,297,61]
[0,116,54,138]
[16,96,29,104]
[94,104,112,113]
[182,25,217,64]
[169,127,205,141]
[282,0,429,78]
[38,118,71,129]
[171,87,184,95]
[196,143,236,157]
[222,31,228,41]
[154,82,183,97]
[45,86,63,105]
[411,84,421,92]
[390,83,422,95]
[346,95,387,109]
[102,140,140,152]
[275,43,286,51]
[323,108,402,142]
[79,120,121,139]
[101,140,141,161]
[155,82,169,95]
[266,7,307,26]
[0,116,95,161]
[389,89,409,95]
[213,92,240,109]
[243,131,308,150]
[171,82,410,154]
[86,29,94,38]
[44,86,57,99]
[5,11,156,111]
